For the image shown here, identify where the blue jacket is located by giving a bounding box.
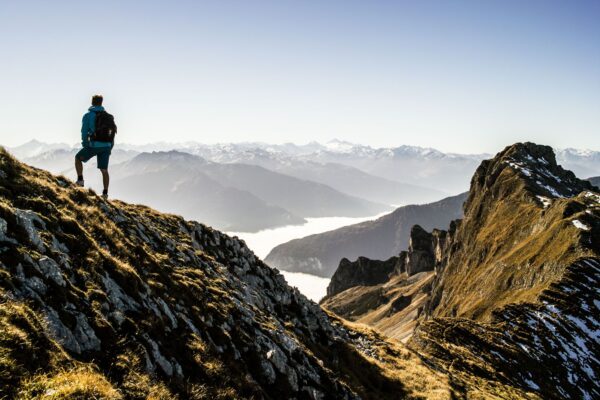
[81,106,112,148]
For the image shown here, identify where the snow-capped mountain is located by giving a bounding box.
[8,139,600,204]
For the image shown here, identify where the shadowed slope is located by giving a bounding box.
[0,148,455,400]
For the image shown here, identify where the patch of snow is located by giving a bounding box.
[518,343,530,353]
[572,220,590,231]
[506,160,532,177]
[535,181,564,198]
[539,167,562,183]
[566,315,600,342]
[584,192,600,203]
[582,259,600,273]
[536,195,551,208]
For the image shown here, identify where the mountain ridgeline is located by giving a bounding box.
[14,140,600,234]
[322,143,600,399]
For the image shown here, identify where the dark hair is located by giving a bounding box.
[91,95,103,106]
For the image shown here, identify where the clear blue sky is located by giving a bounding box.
[1,0,599,153]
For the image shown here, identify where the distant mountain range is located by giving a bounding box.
[106,151,388,231]
[6,139,600,233]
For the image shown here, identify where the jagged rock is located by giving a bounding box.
[36,257,66,287]
[143,335,174,377]
[101,273,140,312]
[0,217,17,245]
[43,307,100,354]
[15,209,46,253]
[326,256,399,298]
[403,225,435,275]
[72,312,101,352]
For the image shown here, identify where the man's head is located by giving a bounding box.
[91,95,103,106]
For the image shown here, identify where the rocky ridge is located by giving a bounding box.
[323,143,600,399]
[0,148,449,400]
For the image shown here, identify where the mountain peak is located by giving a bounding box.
[469,142,594,209]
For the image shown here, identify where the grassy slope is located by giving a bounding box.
[0,148,462,400]
[429,144,598,321]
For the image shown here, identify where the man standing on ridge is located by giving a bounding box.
[75,94,117,199]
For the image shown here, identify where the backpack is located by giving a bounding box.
[91,111,117,143]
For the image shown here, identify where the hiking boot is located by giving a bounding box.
[76,179,84,187]
[102,190,109,200]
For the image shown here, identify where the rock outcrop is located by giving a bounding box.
[326,256,399,299]
[321,224,447,342]
[401,225,434,275]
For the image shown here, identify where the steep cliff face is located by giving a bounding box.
[323,143,600,399]
[0,149,450,400]
[411,143,600,399]
[326,256,399,299]
[426,142,597,321]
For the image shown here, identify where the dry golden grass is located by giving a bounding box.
[327,315,453,400]
[432,167,598,321]
[18,367,122,400]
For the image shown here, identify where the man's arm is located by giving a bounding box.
[81,113,90,146]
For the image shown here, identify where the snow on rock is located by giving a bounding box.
[535,195,552,208]
[584,192,600,204]
[536,180,564,198]
[505,160,532,177]
[572,220,591,231]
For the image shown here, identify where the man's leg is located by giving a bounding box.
[75,157,83,177]
[100,169,109,196]
[97,149,111,198]
[74,151,89,187]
